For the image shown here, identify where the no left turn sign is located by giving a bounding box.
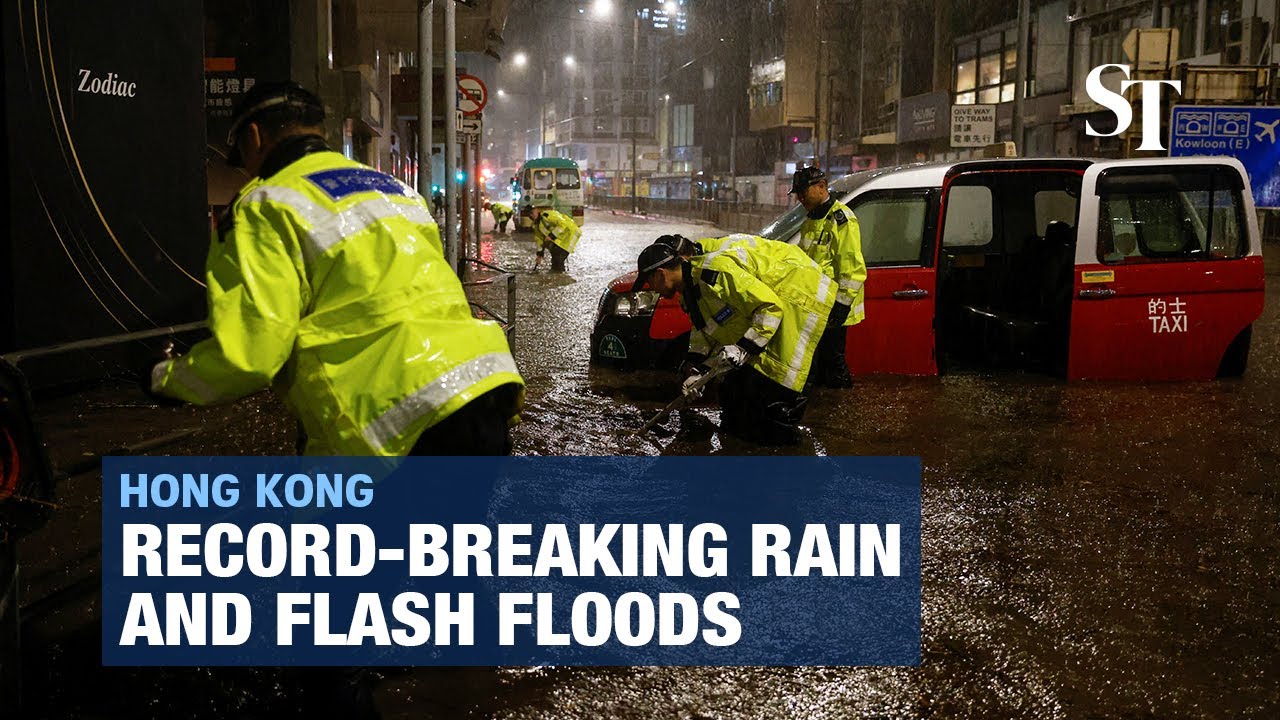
[457,74,487,116]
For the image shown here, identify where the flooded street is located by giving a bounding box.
[18,210,1280,718]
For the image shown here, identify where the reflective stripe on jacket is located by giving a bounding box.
[684,235,835,392]
[534,209,582,254]
[154,150,524,455]
[797,198,867,326]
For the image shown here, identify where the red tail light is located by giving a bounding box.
[0,360,54,535]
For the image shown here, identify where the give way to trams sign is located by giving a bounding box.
[457,74,487,117]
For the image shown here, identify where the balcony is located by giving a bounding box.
[1178,64,1276,104]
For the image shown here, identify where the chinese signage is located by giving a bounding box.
[950,105,996,148]
[1148,297,1188,334]
[205,76,257,121]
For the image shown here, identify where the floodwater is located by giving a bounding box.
[16,210,1280,718]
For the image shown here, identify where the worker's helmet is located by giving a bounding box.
[634,242,681,290]
[225,81,325,167]
[654,234,698,257]
[789,165,827,194]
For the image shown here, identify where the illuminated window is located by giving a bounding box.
[953,28,1019,105]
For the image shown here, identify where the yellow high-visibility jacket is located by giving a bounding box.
[152,148,524,455]
[683,235,835,392]
[534,209,582,254]
[490,202,514,222]
[797,198,867,326]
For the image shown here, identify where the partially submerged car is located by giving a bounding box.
[591,158,1264,380]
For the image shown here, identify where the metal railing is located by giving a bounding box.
[460,257,517,338]
[589,196,790,235]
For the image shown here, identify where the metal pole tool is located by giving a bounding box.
[633,360,731,436]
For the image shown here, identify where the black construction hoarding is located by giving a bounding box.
[2,0,207,354]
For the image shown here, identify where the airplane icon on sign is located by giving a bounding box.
[1254,119,1280,143]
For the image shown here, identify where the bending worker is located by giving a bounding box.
[530,203,581,272]
[488,200,514,233]
[633,234,835,444]
[150,81,524,456]
[790,166,867,388]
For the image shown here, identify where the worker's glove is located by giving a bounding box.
[718,344,750,368]
[140,343,184,407]
[679,355,709,380]
[681,371,707,399]
[828,301,851,327]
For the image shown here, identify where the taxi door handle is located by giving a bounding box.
[1077,287,1116,300]
[892,288,930,300]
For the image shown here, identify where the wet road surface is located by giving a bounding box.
[16,210,1280,718]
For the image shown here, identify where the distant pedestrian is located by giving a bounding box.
[150,81,524,455]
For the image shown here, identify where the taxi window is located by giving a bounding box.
[852,192,931,266]
[942,185,993,247]
[556,169,581,189]
[1035,190,1078,235]
[533,169,555,190]
[1097,167,1246,263]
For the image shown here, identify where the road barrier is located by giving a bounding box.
[461,258,517,339]
[590,197,789,236]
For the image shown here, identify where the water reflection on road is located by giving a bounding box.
[395,211,1280,718]
[18,210,1279,718]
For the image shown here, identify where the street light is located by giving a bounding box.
[564,55,576,68]
[513,51,527,67]
[592,0,613,18]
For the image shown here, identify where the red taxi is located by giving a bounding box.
[590,158,1264,380]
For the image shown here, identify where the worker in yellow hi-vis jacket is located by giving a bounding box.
[633,235,834,444]
[530,204,581,272]
[150,81,524,456]
[790,165,867,388]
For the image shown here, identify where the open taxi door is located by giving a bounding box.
[845,188,940,376]
[1068,158,1265,380]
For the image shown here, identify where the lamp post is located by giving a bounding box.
[417,1,433,199]
[630,12,639,215]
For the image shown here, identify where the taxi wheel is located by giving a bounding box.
[1217,325,1251,378]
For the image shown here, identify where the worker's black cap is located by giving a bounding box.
[225,81,325,167]
[789,165,827,194]
[654,234,696,256]
[634,243,680,290]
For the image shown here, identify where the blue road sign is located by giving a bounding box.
[1169,105,1280,209]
